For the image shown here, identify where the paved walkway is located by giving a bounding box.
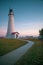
[0,41,34,65]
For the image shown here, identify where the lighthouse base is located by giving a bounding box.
[6,32,19,38]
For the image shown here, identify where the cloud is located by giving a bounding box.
[18,29,39,36]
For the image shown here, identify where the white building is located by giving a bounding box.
[6,9,19,38]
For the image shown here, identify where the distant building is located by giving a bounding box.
[6,9,19,38]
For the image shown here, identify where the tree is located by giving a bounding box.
[39,28,43,39]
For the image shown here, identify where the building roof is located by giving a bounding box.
[10,9,13,12]
[12,32,19,35]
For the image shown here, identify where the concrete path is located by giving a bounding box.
[0,41,34,65]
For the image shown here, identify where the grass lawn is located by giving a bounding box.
[0,38,27,56]
[15,38,43,65]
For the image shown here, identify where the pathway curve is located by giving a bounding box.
[0,41,34,65]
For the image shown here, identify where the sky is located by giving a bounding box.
[0,0,43,37]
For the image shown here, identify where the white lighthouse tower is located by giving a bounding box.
[6,9,19,38]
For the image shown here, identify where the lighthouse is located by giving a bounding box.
[6,9,19,38]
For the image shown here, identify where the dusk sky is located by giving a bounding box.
[0,0,43,36]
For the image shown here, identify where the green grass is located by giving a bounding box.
[0,38,27,56]
[15,38,43,65]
